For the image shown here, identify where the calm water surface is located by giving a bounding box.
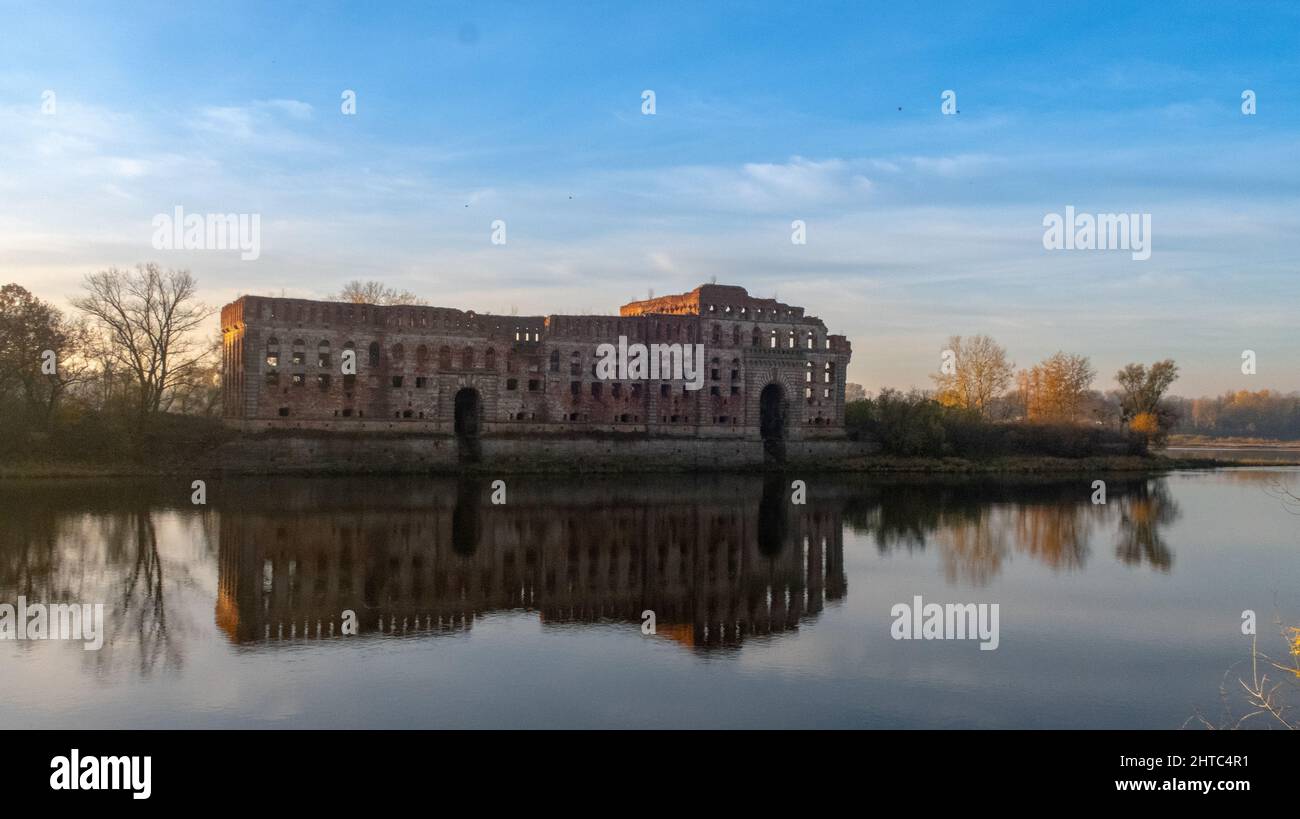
[1,468,1297,728]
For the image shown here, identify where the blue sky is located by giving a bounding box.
[1,1,1297,395]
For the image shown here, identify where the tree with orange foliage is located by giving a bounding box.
[1115,359,1179,442]
[1018,352,1096,422]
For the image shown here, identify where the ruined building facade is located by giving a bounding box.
[221,283,851,442]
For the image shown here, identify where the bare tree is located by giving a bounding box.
[72,264,213,422]
[328,280,427,305]
[931,334,1015,418]
[164,334,223,416]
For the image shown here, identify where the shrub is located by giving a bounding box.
[846,390,1144,458]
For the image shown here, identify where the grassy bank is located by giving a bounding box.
[0,408,1243,479]
[1166,434,1300,449]
[0,451,1236,479]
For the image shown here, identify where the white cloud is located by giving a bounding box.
[639,155,873,213]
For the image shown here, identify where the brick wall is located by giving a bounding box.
[220,283,853,441]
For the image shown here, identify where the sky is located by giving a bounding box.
[0,0,1297,397]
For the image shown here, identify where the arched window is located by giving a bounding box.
[484,348,496,370]
[265,337,280,368]
[317,340,331,368]
[731,325,740,346]
[462,347,474,369]
[416,345,429,368]
[824,362,835,384]
[570,351,581,376]
[391,343,404,363]
[751,327,761,347]
[549,350,560,372]
[291,339,306,366]
[368,342,380,367]
[438,346,452,370]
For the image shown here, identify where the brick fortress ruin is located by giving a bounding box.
[220,284,853,465]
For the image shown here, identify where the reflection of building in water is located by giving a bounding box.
[216,477,846,651]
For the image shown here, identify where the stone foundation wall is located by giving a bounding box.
[211,431,880,475]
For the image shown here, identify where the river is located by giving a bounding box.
[1,468,1297,728]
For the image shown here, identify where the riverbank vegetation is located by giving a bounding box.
[0,268,225,469]
[845,334,1183,458]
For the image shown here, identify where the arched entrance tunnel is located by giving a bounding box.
[453,387,481,462]
[759,383,787,463]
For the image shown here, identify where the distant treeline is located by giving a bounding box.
[1167,390,1300,440]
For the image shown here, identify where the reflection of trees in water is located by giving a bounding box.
[106,511,181,675]
[935,512,1008,586]
[69,509,187,675]
[0,482,203,676]
[1013,504,1099,572]
[1113,480,1178,572]
[842,477,1179,584]
[0,508,76,603]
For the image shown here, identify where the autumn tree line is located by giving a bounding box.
[844,334,1185,458]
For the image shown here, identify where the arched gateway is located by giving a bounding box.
[759,383,787,462]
